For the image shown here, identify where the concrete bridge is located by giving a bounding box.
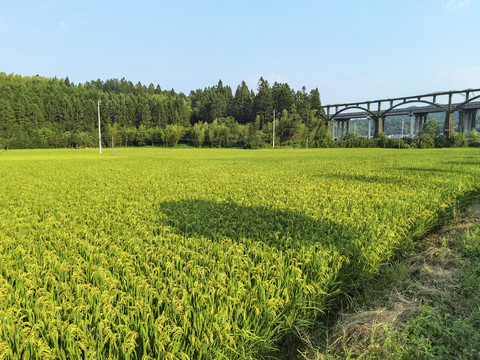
[318,89,480,139]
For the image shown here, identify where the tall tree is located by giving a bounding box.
[272,82,294,114]
[233,81,254,124]
[254,77,273,127]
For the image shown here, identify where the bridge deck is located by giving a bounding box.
[332,101,480,120]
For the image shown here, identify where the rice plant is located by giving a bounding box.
[0,148,479,359]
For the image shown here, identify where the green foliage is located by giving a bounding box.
[411,119,440,149]
[465,129,480,147]
[272,82,294,114]
[0,73,330,149]
[339,134,376,148]
[164,124,185,146]
[206,119,230,147]
[398,223,480,359]
[232,81,254,124]
[387,137,410,149]
[189,122,207,147]
[277,109,301,143]
[190,80,233,124]
[411,119,469,149]
[448,132,467,148]
[373,132,389,148]
[254,77,274,127]
[0,73,192,149]
[435,134,449,148]
[135,124,147,146]
[3,73,476,151]
[434,132,468,148]
[421,118,441,139]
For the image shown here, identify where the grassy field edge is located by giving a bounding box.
[295,196,480,359]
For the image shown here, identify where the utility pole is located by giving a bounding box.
[402,120,404,139]
[272,109,276,148]
[400,120,404,149]
[98,101,102,154]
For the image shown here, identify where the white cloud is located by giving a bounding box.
[443,0,471,9]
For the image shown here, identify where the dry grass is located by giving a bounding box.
[298,201,480,360]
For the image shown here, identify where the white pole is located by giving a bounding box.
[272,109,275,148]
[400,120,404,149]
[98,101,102,154]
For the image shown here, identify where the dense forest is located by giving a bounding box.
[0,73,332,149]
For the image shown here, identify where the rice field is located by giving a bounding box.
[0,147,479,359]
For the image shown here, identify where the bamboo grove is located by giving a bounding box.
[0,147,479,359]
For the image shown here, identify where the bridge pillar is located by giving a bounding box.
[414,113,428,134]
[367,117,372,138]
[462,109,478,132]
[465,111,471,133]
[459,110,465,133]
[409,112,415,137]
[444,111,454,136]
[374,116,384,135]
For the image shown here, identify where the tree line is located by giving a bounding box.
[0,73,332,149]
[2,73,478,150]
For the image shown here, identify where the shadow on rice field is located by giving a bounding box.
[158,199,351,252]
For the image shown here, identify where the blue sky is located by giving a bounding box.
[1,0,479,104]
